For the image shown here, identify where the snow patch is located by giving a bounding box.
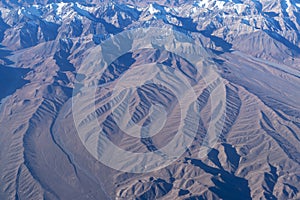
[215,1,225,9]
[32,5,40,9]
[196,0,227,10]
[75,2,95,13]
[45,15,55,22]
[234,4,246,14]
[17,7,24,16]
[285,0,291,11]
[55,2,69,16]
[126,5,135,9]
[173,7,179,13]
[192,6,198,14]
[148,4,160,15]
[0,8,11,18]
[196,0,210,8]
[165,7,171,12]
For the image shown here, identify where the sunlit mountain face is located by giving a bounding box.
[0,0,300,199]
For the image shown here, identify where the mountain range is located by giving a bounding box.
[0,0,300,199]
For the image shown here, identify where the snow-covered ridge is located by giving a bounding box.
[2,0,300,24]
[1,0,300,52]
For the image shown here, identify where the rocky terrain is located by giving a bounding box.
[0,0,300,199]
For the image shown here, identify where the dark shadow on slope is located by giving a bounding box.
[166,14,233,54]
[264,30,300,56]
[261,111,275,130]
[54,50,75,72]
[213,58,225,65]
[39,20,60,41]
[141,137,159,152]
[200,30,233,53]
[223,143,240,173]
[0,47,30,101]
[207,149,223,169]
[219,0,243,3]
[193,79,222,144]
[53,38,79,95]
[0,14,10,42]
[98,52,135,85]
[285,125,300,142]
[136,178,173,200]
[20,22,39,48]
[183,196,205,200]
[0,65,30,101]
[186,158,251,200]
[73,4,123,35]
[265,96,300,120]
[219,85,241,142]
[293,11,300,28]
[174,16,198,32]
[263,163,278,200]
[54,38,75,73]
[0,46,14,65]
[261,121,300,165]
[99,49,199,86]
[178,189,190,196]
[69,17,83,37]
[252,0,262,13]
[283,183,299,198]
[102,3,141,28]
[263,11,279,18]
